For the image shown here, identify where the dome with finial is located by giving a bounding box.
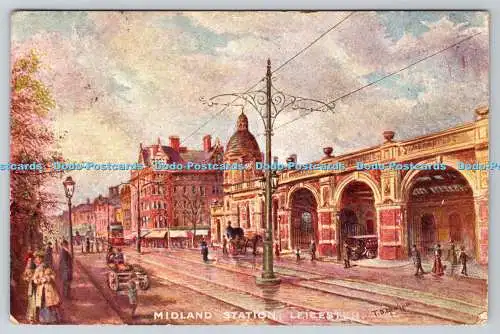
[224,112,262,162]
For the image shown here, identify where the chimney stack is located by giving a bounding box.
[203,135,212,152]
[169,136,180,152]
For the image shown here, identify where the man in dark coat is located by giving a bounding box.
[85,238,90,253]
[310,240,317,261]
[222,236,228,255]
[459,246,468,276]
[344,242,351,268]
[44,242,54,268]
[59,240,73,299]
[201,238,209,262]
[411,244,425,276]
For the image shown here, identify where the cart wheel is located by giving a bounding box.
[351,253,360,261]
[366,250,377,259]
[108,272,118,291]
[139,276,149,290]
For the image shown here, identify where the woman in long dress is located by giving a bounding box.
[33,253,61,324]
[23,254,37,323]
[431,244,445,276]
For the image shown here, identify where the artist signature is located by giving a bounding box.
[371,302,411,317]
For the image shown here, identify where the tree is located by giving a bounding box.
[10,50,61,280]
[181,192,205,247]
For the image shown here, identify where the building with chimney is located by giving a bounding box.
[129,134,224,247]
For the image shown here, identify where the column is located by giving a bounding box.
[278,207,291,250]
[317,209,334,256]
[377,205,405,260]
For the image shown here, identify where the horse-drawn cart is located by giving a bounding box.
[106,263,150,291]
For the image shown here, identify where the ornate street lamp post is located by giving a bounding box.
[202,59,334,285]
[63,176,76,258]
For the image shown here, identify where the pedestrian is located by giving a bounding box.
[252,236,258,256]
[59,240,73,299]
[344,242,351,268]
[295,248,301,262]
[95,238,100,253]
[431,244,445,276]
[114,248,125,264]
[310,239,317,261]
[23,253,37,323]
[222,236,228,256]
[275,242,280,259]
[411,244,425,276]
[448,240,458,266]
[54,240,60,257]
[85,238,90,253]
[90,239,94,253]
[201,238,209,262]
[128,279,138,318]
[44,242,54,268]
[459,246,468,276]
[33,251,61,324]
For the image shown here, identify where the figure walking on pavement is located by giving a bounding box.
[459,246,468,276]
[59,240,73,299]
[222,236,228,256]
[310,239,317,261]
[295,248,301,262]
[344,242,351,269]
[432,244,445,276]
[201,238,209,262]
[274,242,280,259]
[128,279,138,319]
[44,242,54,269]
[411,244,425,276]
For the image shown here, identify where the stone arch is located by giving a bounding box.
[401,157,479,201]
[285,183,321,209]
[332,172,382,206]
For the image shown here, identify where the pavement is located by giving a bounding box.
[10,252,124,325]
[18,246,485,325]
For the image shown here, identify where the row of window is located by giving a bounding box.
[174,185,222,195]
[141,201,167,211]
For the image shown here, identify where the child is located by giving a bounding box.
[295,248,301,262]
[128,279,138,318]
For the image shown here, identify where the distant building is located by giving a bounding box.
[129,135,224,247]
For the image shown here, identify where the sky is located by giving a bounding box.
[10,11,489,207]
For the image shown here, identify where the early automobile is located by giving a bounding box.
[345,234,378,260]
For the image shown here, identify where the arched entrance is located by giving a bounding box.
[290,188,318,249]
[338,181,377,251]
[407,168,476,258]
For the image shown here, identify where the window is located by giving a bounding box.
[183,186,187,194]
[192,186,196,194]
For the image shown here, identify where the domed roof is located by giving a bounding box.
[224,113,262,161]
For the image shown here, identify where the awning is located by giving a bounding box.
[125,231,150,239]
[196,229,209,236]
[145,230,168,239]
[169,230,187,238]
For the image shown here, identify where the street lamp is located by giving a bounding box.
[63,176,75,257]
[202,59,334,285]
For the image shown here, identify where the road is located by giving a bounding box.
[74,246,487,325]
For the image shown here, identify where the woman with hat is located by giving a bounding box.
[22,252,37,323]
[33,251,61,323]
